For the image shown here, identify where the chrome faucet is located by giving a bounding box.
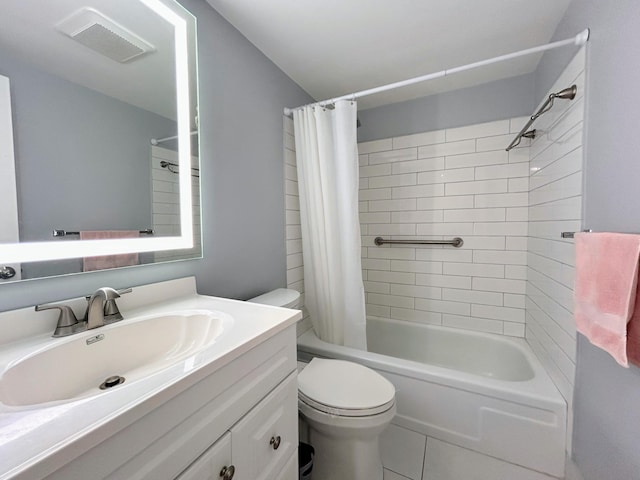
[86,287,121,329]
[36,287,131,337]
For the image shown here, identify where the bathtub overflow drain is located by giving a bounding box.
[100,375,125,390]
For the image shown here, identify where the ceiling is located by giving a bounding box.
[206,0,573,110]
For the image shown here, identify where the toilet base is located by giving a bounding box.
[299,401,396,480]
[309,429,383,480]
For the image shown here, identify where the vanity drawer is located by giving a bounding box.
[175,432,232,480]
[231,371,298,480]
[275,451,298,480]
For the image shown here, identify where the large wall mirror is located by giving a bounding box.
[0,0,201,283]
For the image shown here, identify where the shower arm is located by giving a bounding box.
[506,85,578,151]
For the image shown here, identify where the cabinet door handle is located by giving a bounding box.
[0,266,16,279]
[219,465,235,480]
[269,435,281,450]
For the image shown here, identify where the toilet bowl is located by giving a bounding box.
[248,289,396,480]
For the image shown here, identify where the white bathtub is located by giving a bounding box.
[297,316,567,477]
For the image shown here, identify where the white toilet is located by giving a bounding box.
[248,288,397,480]
[298,358,396,480]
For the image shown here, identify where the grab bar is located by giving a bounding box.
[374,237,464,248]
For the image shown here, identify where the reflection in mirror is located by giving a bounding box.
[0,0,201,283]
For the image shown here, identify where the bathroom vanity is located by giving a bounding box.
[0,277,301,480]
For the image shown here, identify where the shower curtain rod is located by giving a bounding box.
[151,130,198,146]
[283,29,590,116]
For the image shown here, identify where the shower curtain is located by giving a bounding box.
[293,100,367,349]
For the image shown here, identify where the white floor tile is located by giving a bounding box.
[380,424,427,480]
[384,468,413,480]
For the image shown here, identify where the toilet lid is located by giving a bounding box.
[247,288,300,308]
[298,358,395,415]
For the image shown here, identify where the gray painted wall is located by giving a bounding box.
[357,73,535,142]
[0,0,312,309]
[535,1,640,479]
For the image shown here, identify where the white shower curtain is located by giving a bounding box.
[293,100,367,349]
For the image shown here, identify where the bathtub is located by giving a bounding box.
[297,316,567,477]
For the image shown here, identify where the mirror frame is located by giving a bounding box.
[0,0,195,265]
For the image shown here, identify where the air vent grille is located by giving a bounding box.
[57,8,155,63]
[73,23,145,62]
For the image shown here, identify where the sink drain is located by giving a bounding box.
[100,375,125,390]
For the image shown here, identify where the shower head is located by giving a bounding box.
[553,85,577,100]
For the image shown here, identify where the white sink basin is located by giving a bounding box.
[0,310,230,407]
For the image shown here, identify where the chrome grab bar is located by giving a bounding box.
[374,237,464,248]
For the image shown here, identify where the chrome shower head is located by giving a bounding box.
[553,85,577,100]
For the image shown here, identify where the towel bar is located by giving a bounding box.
[53,229,154,237]
[561,229,592,239]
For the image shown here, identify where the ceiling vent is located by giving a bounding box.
[56,8,155,63]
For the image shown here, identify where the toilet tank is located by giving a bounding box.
[247,288,300,309]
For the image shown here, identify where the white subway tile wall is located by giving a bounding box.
[525,47,585,453]
[151,146,201,262]
[359,118,530,338]
[284,117,311,335]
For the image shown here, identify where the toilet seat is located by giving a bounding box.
[299,391,395,417]
[298,358,396,417]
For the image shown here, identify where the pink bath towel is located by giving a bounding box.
[627,288,640,367]
[574,232,640,367]
[80,230,139,272]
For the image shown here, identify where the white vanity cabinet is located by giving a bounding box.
[34,324,299,480]
[177,372,298,480]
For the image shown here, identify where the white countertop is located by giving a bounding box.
[0,277,301,479]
